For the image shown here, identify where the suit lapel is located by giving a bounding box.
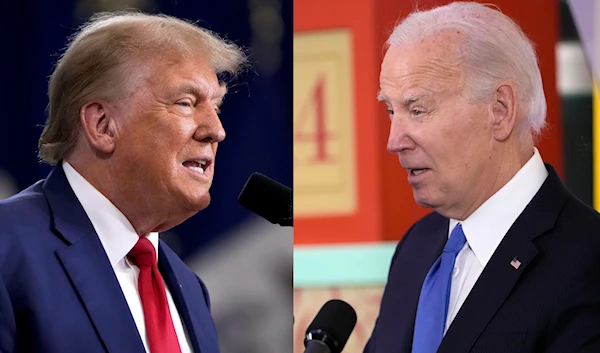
[159,241,219,353]
[438,219,538,352]
[44,166,145,353]
[55,238,145,353]
[379,214,448,351]
[439,165,568,353]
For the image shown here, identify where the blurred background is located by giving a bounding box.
[0,0,292,352]
[293,0,599,352]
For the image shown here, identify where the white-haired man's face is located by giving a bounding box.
[378,31,499,219]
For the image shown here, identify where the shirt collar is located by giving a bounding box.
[449,148,548,267]
[62,161,159,268]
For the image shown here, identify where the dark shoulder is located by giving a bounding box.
[0,180,48,229]
[551,194,600,257]
[412,211,447,232]
[388,211,447,264]
[399,211,447,244]
[560,194,600,227]
[0,180,50,273]
[159,241,211,308]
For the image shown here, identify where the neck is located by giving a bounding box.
[66,155,171,236]
[442,141,534,221]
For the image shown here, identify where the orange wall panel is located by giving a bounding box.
[294,0,561,245]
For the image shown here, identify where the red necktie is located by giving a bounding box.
[128,237,182,353]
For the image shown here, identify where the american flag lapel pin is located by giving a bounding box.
[510,256,522,270]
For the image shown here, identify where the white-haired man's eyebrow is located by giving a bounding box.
[377,91,429,106]
[401,94,428,106]
[377,91,389,103]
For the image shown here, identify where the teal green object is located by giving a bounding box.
[294,242,398,288]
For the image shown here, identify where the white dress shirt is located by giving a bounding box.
[444,148,548,334]
[63,161,193,353]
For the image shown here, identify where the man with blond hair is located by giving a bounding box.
[366,2,600,352]
[0,12,246,353]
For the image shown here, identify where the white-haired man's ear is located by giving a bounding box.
[491,82,518,142]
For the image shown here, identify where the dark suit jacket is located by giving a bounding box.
[365,165,600,353]
[0,165,220,353]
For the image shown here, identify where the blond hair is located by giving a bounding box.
[39,11,248,164]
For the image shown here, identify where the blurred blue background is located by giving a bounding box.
[0,0,292,352]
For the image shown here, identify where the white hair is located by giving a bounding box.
[387,2,547,138]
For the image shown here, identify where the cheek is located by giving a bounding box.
[441,109,490,154]
[423,128,478,181]
[152,121,196,149]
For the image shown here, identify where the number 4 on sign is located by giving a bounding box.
[295,76,336,163]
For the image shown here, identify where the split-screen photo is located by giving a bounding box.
[0,0,599,352]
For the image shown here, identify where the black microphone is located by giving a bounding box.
[304,300,357,353]
[238,172,292,226]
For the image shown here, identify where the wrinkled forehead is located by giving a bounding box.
[380,32,463,84]
[379,33,465,99]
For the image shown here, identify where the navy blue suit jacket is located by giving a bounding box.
[0,165,220,353]
[365,165,600,352]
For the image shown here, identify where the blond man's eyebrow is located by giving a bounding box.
[213,84,228,106]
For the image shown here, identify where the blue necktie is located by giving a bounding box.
[412,224,467,353]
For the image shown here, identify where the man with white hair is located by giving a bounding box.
[367,2,600,352]
[0,12,246,353]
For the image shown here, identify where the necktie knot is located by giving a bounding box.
[443,224,467,254]
[128,237,157,267]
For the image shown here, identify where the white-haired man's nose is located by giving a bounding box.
[387,118,414,152]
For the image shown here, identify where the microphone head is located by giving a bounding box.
[238,172,292,226]
[305,299,357,353]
